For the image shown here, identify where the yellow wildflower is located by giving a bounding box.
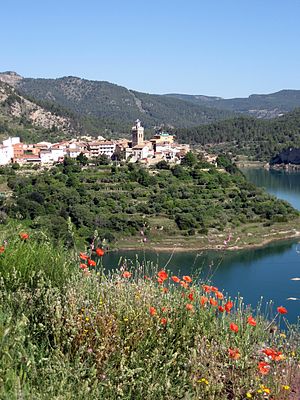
[246,393,252,398]
[85,317,89,321]
[197,378,209,385]
[282,385,290,390]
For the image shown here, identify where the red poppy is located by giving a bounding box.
[202,285,212,293]
[160,317,167,325]
[80,263,87,270]
[225,301,233,313]
[183,275,192,283]
[211,286,218,293]
[87,259,96,267]
[247,316,257,326]
[200,296,208,306]
[122,271,132,278]
[229,323,239,333]
[228,348,240,360]
[161,307,167,313]
[277,306,288,315]
[0,246,5,254]
[157,277,164,285]
[149,307,157,316]
[215,291,224,300]
[209,298,218,307]
[188,292,194,301]
[180,281,189,289]
[262,348,283,361]
[96,248,104,256]
[19,232,29,240]
[258,362,270,375]
[171,276,180,283]
[273,352,283,361]
[80,252,89,260]
[218,306,225,313]
[186,303,194,311]
[157,270,168,281]
[162,287,168,293]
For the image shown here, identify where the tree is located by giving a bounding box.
[76,152,89,166]
[96,154,110,166]
[181,151,197,167]
[156,160,169,170]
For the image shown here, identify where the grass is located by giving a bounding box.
[0,227,299,399]
[116,218,300,252]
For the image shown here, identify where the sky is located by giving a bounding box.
[1,0,300,98]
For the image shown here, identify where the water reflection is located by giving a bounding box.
[104,239,300,323]
[242,168,300,210]
[104,169,300,323]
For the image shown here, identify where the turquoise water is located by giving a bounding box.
[103,169,300,324]
[242,168,300,211]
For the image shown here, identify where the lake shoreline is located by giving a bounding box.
[111,226,300,253]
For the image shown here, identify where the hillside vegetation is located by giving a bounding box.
[14,76,232,130]
[0,155,298,248]
[0,228,299,399]
[174,109,300,161]
[0,80,78,143]
[167,90,300,119]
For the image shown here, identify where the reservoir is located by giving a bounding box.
[104,169,300,324]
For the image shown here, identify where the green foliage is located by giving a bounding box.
[175,109,300,161]
[167,89,300,116]
[76,152,89,165]
[0,159,297,246]
[181,151,198,167]
[16,76,233,132]
[0,234,299,399]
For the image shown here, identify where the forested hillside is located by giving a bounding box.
[167,90,300,119]
[0,81,77,143]
[14,75,232,129]
[174,109,300,161]
[0,156,297,247]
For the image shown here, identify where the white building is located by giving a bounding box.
[40,150,53,164]
[0,137,20,165]
[51,148,64,162]
[88,141,116,159]
[0,145,13,165]
[132,144,153,161]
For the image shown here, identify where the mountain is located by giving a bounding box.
[166,90,300,119]
[174,108,300,161]
[0,79,80,142]
[0,72,233,132]
[165,93,223,104]
[2,71,300,140]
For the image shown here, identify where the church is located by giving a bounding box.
[125,119,189,163]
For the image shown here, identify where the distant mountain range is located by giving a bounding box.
[0,72,232,133]
[0,79,81,143]
[165,90,300,119]
[1,71,300,135]
[1,71,300,160]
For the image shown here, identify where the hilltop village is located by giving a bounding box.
[0,120,190,166]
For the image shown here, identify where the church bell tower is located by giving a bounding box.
[132,119,144,147]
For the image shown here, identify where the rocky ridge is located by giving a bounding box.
[0,78,78,135]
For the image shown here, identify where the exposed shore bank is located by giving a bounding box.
[112,220,300,253]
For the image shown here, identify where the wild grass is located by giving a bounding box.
[0,229,299,399]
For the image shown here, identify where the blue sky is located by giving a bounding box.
[1,0,300,98]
